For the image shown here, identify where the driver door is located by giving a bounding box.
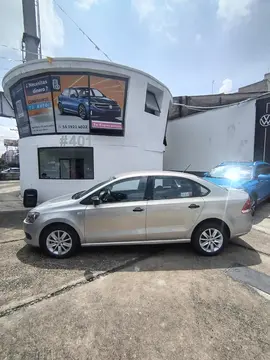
[84,176,148,243]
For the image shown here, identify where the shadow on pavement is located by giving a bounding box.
[0,211,28,230]
[16,240,262,280]
[252,202,270,225]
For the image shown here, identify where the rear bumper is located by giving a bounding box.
[230,213,253,238]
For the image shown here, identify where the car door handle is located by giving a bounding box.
[188,204,200,209]
[133,207,144,212]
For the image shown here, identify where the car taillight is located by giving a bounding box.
[242,198,251,213]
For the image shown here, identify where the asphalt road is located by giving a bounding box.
[0,209,270,359]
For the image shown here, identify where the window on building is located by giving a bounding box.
[38,147,94,180]
[145,91,160,116]
[152,176,209,200]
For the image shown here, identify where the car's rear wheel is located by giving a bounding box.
[78,104,88,120]
[191,221,228,256]
[40,224,80,259]
[58,103,64,115]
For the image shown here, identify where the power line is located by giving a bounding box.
[173,91,270,111]
[53,0,112,62]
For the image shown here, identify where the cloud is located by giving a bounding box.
[132,0,156,19]
[217,0,257,25]
[0,0,64,60]
[219,79,233,93]
[132,0,187,43]
[38,0,64,56]
[75,0,101,10]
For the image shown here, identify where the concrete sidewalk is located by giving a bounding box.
[0,180,25,213]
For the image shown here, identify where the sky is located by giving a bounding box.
[0,0,270,153]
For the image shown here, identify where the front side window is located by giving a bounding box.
[38,147,94,179]
[100,177,148,203]
[62,89,69,96]
[210,165,253,180]
[152,176,208,200]
[69,89,77,98]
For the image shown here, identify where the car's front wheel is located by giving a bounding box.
[58,103,64,115]
[78,104,88,120]
[191,221,228,256]
[40,224,80,259]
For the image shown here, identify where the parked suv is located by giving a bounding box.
[58,87,121,120]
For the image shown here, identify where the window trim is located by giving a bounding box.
[38,147,94,180]
[148,176,210,201]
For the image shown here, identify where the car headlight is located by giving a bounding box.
[25,212,40,224]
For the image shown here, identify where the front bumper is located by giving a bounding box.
[23,219,41,247]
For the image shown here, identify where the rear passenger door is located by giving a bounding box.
[146,176,207,240]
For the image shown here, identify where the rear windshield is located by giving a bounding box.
[210,165,253,180]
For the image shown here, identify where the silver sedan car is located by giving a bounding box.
[24,171,252,258]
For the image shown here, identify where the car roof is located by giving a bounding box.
[114,170,202,181]
[218,161,269,167]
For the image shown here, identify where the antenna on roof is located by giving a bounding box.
[183,164,191,172]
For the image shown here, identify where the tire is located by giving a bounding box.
[40,224,80,259]
[58,103,64,115]
[191,221,228,256]
[78,104,88,120]
[250,192,258,216]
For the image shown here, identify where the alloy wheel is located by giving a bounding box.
[199,228,223,253]
[46,230,72,256]
[79,104,86,119]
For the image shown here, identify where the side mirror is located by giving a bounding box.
[91,196,100,206]
[258,174,270,181]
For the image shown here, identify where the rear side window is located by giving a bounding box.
[255,164,270,176]
[152,176,209,200]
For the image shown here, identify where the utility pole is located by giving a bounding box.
[21,0,41,62]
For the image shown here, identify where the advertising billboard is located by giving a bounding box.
[4,139,19,147]
[51,74,90,133]
[89,75,127,132]
[24,76,55,135]
[10,83,31,138]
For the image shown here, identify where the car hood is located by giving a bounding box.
[90,96,118,105]
[203,177,247,189]
[34,193,76,212]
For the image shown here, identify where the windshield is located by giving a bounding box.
[72,177,116,199]
[92,88,104,97]
[209,165,253,180]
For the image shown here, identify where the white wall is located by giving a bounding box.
[12,59,172,202]
[164,100,256,173]
[19,136,163,202]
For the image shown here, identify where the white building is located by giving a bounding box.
[164,95,270,174]
[3,58,172,202]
